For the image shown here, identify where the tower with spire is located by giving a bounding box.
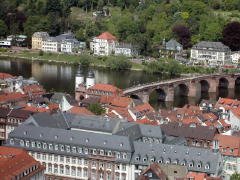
[75,65,84,88]
[86,70,95,89]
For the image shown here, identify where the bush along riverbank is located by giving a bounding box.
[0,51,143,71]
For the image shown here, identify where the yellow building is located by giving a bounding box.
[32,32,49,50]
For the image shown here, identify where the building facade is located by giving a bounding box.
[0,146,45,180]
[32,32,50,50]
[6,113,223,180]
[90,32,118,56]
[115,44,139,57]
[191,41,231,66]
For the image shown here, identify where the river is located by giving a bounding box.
[0,58,239,109]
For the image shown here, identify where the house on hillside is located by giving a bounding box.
[32,32,50,50]
[90,32,118,56]
[115,43,139,57]
[190,41,231,66]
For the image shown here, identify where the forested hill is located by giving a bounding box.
[0,0,240,55]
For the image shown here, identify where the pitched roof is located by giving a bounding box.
[97,32,117,41]
[89,83,121,93]
[68,106,94,116]
[161,122,218,141]
[0,92,28,103]
[192,41,230,51]
[214,134,240,157]
[22,84,45,95]
[132,103,155,114]
[0,146,44,180]
[0,73,14,80]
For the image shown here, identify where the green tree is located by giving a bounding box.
[79,54,91,66]
[87,103,105,115]
[0,20,7,37]
[107,56,132,70]
[230,173,240,180]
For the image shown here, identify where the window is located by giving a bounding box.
[123,153,127,159]
[189,162,194,167]
[48,164,52,173]
[54,155,58,162]
[143,157,147,162]
[116,164,120,170]
[60,156,64,163]
[60,166,64,174]
[122,164,126,171]
[37,142,41,148]
[10,139,14,144]
[107,163,112,169]
[72,157,76,164]
[135,156,140,161]
[197,163,202,168]
[72,146,76,153]
[55,144,58,151]
[92,161,96,167]
[25,141,29,147]
[77,168,82,177]
[42,154,46,160]
[43,143,47,149]
[48,154,52,161]
[108,151,112,156]
[116,152,121,159]
[205,164,210,169]
[84,159,88,166]
[66,157,70,163]
[93,149,97,155]
[71,167,76,176]
[20,140,24,146]
[83,169,88,177]
[78,158,82,165]
[37,153,41,159]
[150,157,155,162]
[78,147,82,154]
[31,141,35,147]
[66,166,70,175]
[100,149,104,155]
[84,148,88,154]
[49,144,53,150]
[60,145,64,151]
[66,145,70,152]
[54,165,58,174]
[107,173,112,180]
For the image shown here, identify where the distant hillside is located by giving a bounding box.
[0,0,239,55]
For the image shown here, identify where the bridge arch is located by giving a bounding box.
[175,83,189,97]
[235,76,240,87]
[218,77,229,88]
[130,94,141,100]
[150,88,166,101]
[199,80,210,92]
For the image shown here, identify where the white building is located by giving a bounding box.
[231,51,240,64]
[191,41,231,66]
[115,44,139,57]
[61,39,86,53]
[42,37,60,52]
[90,32,118,56]
[0,40,11,47]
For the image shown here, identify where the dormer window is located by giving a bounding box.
[78,147,82,153]
[10,138,14,145]
[116,152,121,159]
[123,153,127,159]
[100,150,104,156]
[135,156,140,161]
[31,141,35,147]
[165,158,171,164]
[150,157,155,162]
[108,151,112,156]
[143,156,148,162]
[181,160,186,166]
[25,140,29,147]
[43,143,47,149]
[84,148,88,154]
[197,162,202,168]
[93,149,97,155]
[49,144,53,150]
[189,162,194,167]
[66,145,70,152]
[72,146,76,153]
[37,142,41,148]
[20,140,24,146]
[205,164,210,169]
[55,144,59,151]
[60,145,64,151]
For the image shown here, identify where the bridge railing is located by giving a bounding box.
[123,73,235,93]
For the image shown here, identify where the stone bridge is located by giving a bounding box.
[123,73,240,102]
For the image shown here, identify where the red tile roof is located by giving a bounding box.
[21,104,49,113]
[182,117,201,125]
[214,134,240,157]
[89,83,121,93]
[68,106,94,115]
[231,108,240,119]
[0,146,44,180]
[110,96,132,108]
[186,172,206,180]
[135,117,158,125]
[23,84,45,95]
[97,32,117,41]
[218,98,235,105]
[0,92,28,103]
[0,73,14,80]
[133,103,154,114]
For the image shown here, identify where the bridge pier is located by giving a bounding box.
[166,87,174,102]
[188,82,197,97]
[209,79,217,93]
[228,79,235,89]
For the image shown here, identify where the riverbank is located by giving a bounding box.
[0,51,145,71]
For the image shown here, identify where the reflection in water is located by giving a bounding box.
[0,58,240,110]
